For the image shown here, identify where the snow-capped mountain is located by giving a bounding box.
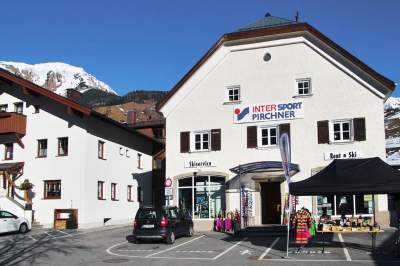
[0,61,117,96]
[384,97,400,111]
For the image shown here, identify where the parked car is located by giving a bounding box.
[132,206,193,244]
[0,210,31,234]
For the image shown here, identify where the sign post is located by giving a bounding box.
[279,133,291,258]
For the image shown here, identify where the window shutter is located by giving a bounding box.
[211,129,221,151]
[317,120,329,144]
[180,131,190,153]
[247,126,257,148]
[353,117,366,141]
[279,123,290,141]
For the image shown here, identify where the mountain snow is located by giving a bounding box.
[384,97,400,110]
[0,61,117,96]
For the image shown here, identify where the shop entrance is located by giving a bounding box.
[260,182,281,224]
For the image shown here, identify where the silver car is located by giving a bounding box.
[0,210,31,234]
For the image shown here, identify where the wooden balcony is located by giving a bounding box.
[0,112,27,136]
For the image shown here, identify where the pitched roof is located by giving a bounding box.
[157,19,395,111]
[236,13,297,32]
[0,68,163,147]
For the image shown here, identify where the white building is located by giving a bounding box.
[157,14,396,230]
[0,68,160,229]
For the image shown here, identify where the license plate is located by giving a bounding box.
[142,224,154,229]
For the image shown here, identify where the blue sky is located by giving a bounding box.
[1,0,399,96]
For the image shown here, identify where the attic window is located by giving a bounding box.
[263,53,271,62]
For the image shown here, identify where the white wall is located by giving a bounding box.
[161,37,387,216]
[0,85,154,228]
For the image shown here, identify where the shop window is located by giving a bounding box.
[4,143,13,160]
[258,126,278,147]
[97,181,104,200]
[57,137,68,156]
[355,194,373,214]
[37,139,48,158]
[111,183,117,200]
[0,104,8,112]
[14,102,23,114]
[98,141,105,159]
[296,78,311,95]
[177,175,225,220]
[193,131,210,151]
[332,120,351,142]
[226,86,240,102]
[317,195,334,216]
[44,180,61,199]
[336,194,354,215]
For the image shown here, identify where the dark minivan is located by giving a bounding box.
[132,206,193,244]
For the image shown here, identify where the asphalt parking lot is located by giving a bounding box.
[1,226,400,265]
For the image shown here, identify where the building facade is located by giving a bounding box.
[0,69,159,229]
[158,15,395,230]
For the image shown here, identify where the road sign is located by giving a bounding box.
[164,178,172,187]
[165,187,173,196]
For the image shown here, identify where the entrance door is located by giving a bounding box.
[260,182,281,224]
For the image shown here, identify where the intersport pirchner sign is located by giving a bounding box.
[233,101,304,124]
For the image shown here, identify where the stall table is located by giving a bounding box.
[317,229,384,253]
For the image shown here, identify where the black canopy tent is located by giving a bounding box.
[290,157,400,195]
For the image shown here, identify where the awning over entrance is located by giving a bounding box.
[290,157,400,195]
[227,161,299,190]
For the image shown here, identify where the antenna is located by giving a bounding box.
[295,11,299,22]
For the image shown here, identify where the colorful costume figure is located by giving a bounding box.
[293,208,311,245]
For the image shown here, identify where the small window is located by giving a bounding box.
[14,102,23,114]
[193,131,210,151]
[33,105,40,114]
[111,183,117,200]
[119,147,123,155]
[137,153,142,169]
[4,143,13,160]
[37,139,48,158]
[332,120,352,142]
[226,86,240,102]
[0,104,8,112]
[126,149,130,158]
[258,126,278,147]
[98,141,105,159]
[137,186,143,202]
[44,180,61,199]
[296,79,311,95]
[97,181,104,200]
[57,137,68,156]
[127,185,132,201]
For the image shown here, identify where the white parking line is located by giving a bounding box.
[258,237,280,260]
[145,235,205,258]
[28,235,37,242]
[118,249,155,252]
[55,230,70,236]
[338,233,351,261]
[173,250,215,253]
[212,237,247,260]
[44,232,55,238]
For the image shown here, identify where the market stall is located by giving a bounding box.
[289,157,400,253]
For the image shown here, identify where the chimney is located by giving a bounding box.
[66,88,83,102]
[127,110,137,126]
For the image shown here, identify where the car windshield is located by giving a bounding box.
[136,209,164,219]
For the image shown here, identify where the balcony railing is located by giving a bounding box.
[0,112,27,136]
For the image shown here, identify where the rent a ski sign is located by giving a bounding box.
[233,101,304,124]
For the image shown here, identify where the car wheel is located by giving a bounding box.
[133,237,141,244]
[186,225,194,237]
[19,223,28,234]
[166,231,175,244]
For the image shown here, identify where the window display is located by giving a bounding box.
[177,175,225,219]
